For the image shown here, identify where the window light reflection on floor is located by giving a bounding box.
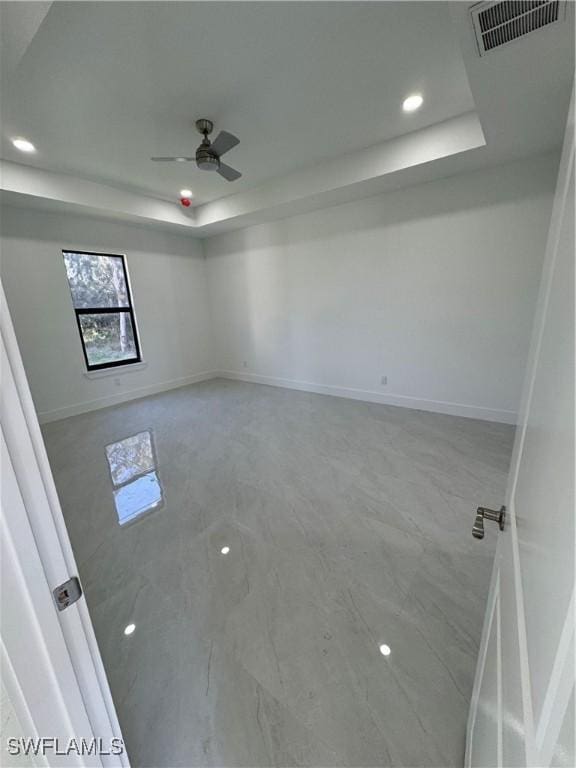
[105,430,163,525]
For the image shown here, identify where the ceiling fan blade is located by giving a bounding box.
[210,130,240,157]
[150,156,195,162]
[217,162,242,182]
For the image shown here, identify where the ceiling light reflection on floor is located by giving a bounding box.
[220,546,230,555]
[379,643,391,656]
[124,623,136,636]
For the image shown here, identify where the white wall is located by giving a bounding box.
[205,154,557,423]
[0,208,214,421]
[0,154,557,425]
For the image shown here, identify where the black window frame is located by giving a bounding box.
[62,250,142,372]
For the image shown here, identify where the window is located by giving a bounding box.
[62,250,141,371]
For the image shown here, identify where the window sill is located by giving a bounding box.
[84,361,148,380]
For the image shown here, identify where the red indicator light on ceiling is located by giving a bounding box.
[180,197,191,207]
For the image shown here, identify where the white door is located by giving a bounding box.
[1,284,128,767]
[466,88,575,768]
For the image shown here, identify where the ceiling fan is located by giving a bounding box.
[151,119,241,181]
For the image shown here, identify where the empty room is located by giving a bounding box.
[0,2,574,767]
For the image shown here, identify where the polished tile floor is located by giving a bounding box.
[42,379,514,767]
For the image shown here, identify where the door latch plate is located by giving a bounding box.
[53,576,83,611]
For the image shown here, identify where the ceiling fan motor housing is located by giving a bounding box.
[196,147,220,171]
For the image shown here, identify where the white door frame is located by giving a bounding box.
[1,281,128,767]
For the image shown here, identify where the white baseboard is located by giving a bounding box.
[37,368,517,425]
[37,371,217,424]
[215,370,517,424]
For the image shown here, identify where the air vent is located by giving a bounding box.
[471,1,566,56]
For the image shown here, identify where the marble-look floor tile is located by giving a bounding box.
[42,379,514,767]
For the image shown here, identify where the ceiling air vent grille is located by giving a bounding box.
[471,1,566,56]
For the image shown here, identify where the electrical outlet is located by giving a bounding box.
[381,375,388,386]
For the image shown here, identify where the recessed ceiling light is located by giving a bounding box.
[175,157,187,163]
[220,546,230,555]
[180,189,192,198]
[12,137,36,153]
[124,623,136,636]
[402,94,423,113]
[379,643,391,657]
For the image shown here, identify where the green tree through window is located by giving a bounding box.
[63,251,141,370]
